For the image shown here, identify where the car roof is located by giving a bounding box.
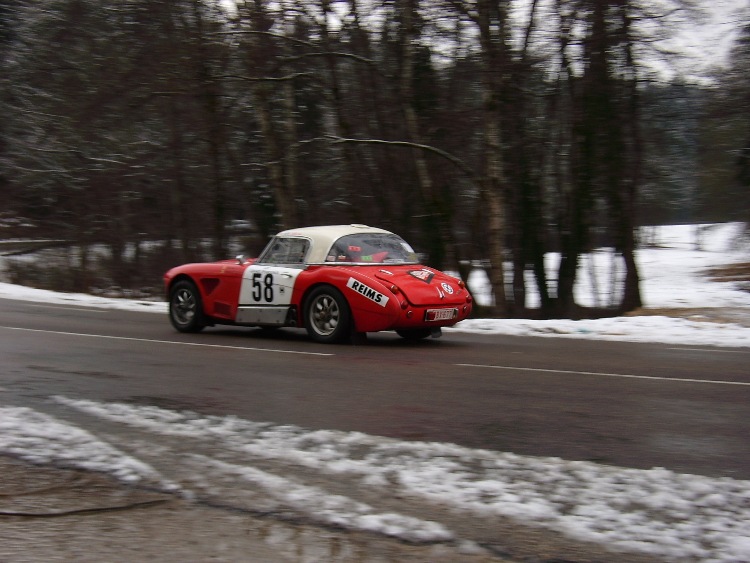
[274,224,395,264]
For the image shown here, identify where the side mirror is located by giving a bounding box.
[236,254,246,264]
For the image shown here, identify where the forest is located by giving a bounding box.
[0,0,748,318]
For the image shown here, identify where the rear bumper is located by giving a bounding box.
[392,302,472,330]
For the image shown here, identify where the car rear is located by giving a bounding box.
[370,266,472,328]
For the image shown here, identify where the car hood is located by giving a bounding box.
[370,266,468,306]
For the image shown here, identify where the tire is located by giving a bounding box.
[396,328,432,341]
[304,285,351,343]
[169,280,206,333]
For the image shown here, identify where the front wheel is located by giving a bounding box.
[169,280,206,333]
[304,285,351,343]
[396,328,432,341]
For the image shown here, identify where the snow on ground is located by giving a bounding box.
[2,396,750,562]
[456,222,750,347]
[0,405,177,489]
[1,223,749,560]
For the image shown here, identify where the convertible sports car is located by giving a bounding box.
[164,224,473,343]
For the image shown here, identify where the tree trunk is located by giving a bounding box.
[618,5,643,312]
[397,0,456,271]
[241,0,299,231]
[476,0,510,316]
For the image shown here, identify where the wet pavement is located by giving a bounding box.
[0,456,514,563]
[0,454,677,563]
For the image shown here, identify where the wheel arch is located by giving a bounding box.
[166,273,198,300]
[298,275,399,334]
[167,276,210,332]
[298,281,344,328]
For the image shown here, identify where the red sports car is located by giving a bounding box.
[164,224,472,343]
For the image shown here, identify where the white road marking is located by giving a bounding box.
[27,304,109,313]
[667,347,750,355]
[456,363,750,387]
[0,326,334,357]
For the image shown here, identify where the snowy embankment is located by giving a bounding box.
[457,222,750,347]
[2,397,750,562]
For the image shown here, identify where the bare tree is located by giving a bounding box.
[2,0,731,313]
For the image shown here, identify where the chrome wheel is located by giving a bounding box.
[169,280,205,333]
[304,286,351,343]
[310,294,340,336]
[173,288,196,324]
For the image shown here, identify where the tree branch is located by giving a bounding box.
[280,52,375,65]
[319,136,478,182]
[218,73,314,82]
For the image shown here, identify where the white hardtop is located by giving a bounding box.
[274,224,395,264]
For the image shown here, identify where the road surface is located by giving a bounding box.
[1,297,749,562]
[2,298,748,479]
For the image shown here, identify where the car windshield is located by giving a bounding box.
[257,237,310,265]
[326,233,419,264]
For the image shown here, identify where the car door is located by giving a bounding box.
[236,237,309,325]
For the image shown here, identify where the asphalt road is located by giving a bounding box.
[1,297,749,480]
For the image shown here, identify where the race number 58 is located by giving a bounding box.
[252,272,274,302]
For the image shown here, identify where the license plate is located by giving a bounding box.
[425,308,458,322]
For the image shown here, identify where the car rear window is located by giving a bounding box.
[326,234,418,264]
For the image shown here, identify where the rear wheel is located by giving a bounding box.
[304,285,351,343]
[396,328,432,341]
[169,280,206,333]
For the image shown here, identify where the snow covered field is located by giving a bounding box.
[1,223,749,561]
[459,222,750,348]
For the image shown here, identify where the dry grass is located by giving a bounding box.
[704,262,750,282]
[624,307,748,325]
